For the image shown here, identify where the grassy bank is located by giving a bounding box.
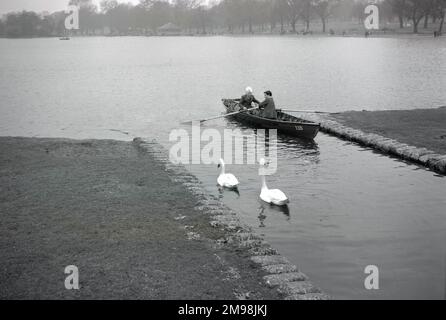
[330,107,446,155]
[0,137,281,299]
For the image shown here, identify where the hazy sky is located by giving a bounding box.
[0,0,140,14]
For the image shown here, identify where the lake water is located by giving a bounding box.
[1,36,445,299]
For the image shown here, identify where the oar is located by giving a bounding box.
[181,106,259,124]
[282,109,340,115]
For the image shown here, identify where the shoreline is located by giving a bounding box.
[0,136,329,300]
[1,30,444,40]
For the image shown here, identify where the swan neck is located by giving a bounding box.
[220,160,225,174]
[261,175,268,190]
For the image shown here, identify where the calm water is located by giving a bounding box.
[1,37,445,299]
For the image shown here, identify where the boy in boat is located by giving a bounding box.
[259,90,277,119]
[238,87,260,110]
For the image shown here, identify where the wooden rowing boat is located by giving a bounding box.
[222,99,320,139]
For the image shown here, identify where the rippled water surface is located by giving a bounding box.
[185,120,446,299]
[1,36,445,299]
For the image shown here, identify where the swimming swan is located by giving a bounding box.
[259,158,289,206]
[217,159,239,188]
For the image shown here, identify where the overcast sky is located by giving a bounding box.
[0,0,141,14]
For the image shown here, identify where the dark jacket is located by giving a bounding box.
[259,96,277,119]
[239,93,259,109]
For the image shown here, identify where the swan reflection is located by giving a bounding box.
[217,185,240,198]
[257,203,291,227]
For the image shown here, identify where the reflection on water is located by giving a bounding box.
[258,206,267,228]
[218,186,240,198]
[224,117,321,164]
[258,203,291,226]
[185,120,446,300]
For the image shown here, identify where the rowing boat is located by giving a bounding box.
[222,99,320,139]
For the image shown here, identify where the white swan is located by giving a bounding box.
[217,159,239,189]
[259,158,289,206]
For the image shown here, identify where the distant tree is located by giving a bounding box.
[106,3,132,34]
[351,0,365,24]
[331,0,355,21]
[437,0,446,33]
[242,0,256,33]
[387,0,407,28]
[379,0,395,24]
[252,0,270,32]
[300,0,312,31]
[286,0,301,33]
[266,0,277,32]
[273,0,289,33]
[217,0,242,33]
[5,11,42,37]
[50,11,69,36]
[194,5,209,34]
[312,0,338,33]
[39,13,55,36]
[422,0,436,28]
[406,0,430,33]
[147,1,172,31]
[100,0,118,12]
[172,0,199,32]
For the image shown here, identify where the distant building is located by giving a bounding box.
[157,23,182,36]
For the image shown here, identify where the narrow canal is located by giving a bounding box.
[179,119,446,300]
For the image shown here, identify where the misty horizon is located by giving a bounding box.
[0,0,140,15]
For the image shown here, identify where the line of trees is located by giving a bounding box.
[0,0,445,37]
[389,0,446,33]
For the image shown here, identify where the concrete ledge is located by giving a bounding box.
[278,281,322,295]
[251,255,291,266]
[264,272,308,287]
[262,264,299,274]
[286,293,332,300]
[248,245,279,256]
[133,137,331,300]
[299,115,446,175]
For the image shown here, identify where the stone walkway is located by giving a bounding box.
[298,111,446,175]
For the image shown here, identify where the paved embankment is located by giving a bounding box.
[299,107,446,175]
[0,136,329,300]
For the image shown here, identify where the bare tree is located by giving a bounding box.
[406,0,430,33]
[437,0,446,33]
[312,0,338,33]
[287,0,301,33]
[274,0,289,33]
[300,0,312,31]
[100,0,118,12]
[172,0,200,32]
[388,0,406,28]
[423,0,436,28]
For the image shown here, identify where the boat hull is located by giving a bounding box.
[222,99,320,140]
